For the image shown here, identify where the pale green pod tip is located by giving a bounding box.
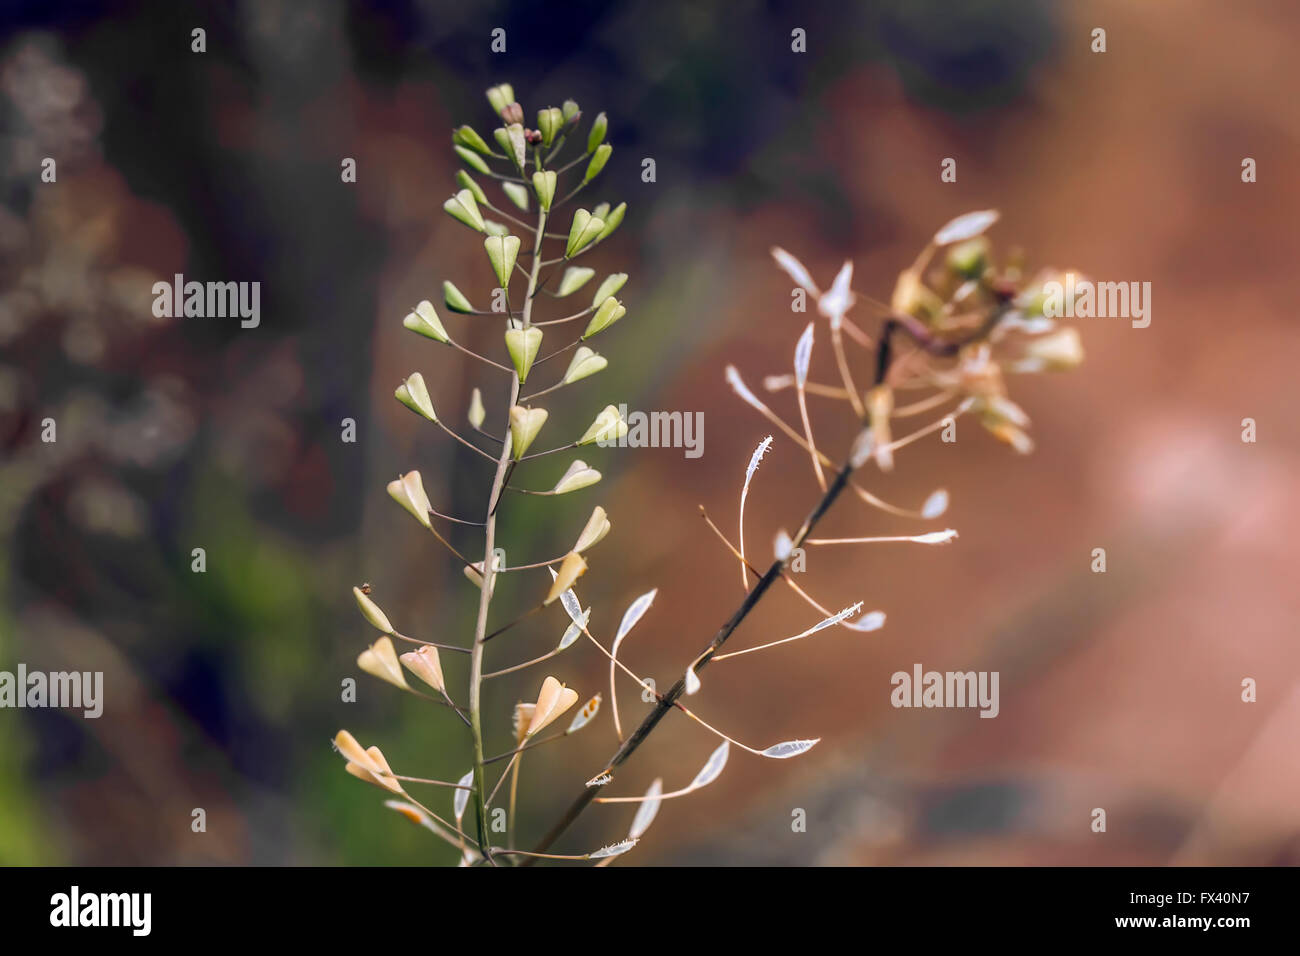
[386,471,433,530]
[504,325,543,382]
[573,505,611,553]
[468,387,486,428]
[596,202,625,241]
[485,234,521,288]
[557,266,595,297]
[578,404,627,445]
[500,123,526,170]
[453,145,490,175]
[403,300,450,344]
[583,296,626,338]
[452,125,492,156]
[395,371,437,421]
[353,586,394,633]
[509,405,549,459]
[532,169,557,212]
[587,111,607,153]
[443,280,475,314]
[537,107,564,148]
[455,170,487,205]
[565,209,605,258]
[503,181,530,212]
[486,84,514,117]
[584,143,612,182]
[444,188,485,231]
[590,272,628,309]
[562,346,608,384]
[551,459,601,495]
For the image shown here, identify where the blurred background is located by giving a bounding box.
[1,0,1297,865]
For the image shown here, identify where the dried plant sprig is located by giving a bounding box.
[344,88,1083,865]
[525,210,1082,861]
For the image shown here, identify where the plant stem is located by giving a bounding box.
[527,459,855,858]
[467,204,548,865]
[526,302,1014,859]
[467,408,513,862]
[523,304,938,859]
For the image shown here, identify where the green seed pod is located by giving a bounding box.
[484,235,521,288]
[557,266,595,297]
[532,170,557,212]
[403,300,450,344]
[551,460,601,495]
[454,145,490,175]
[590,273,628,309]
[452,125,492,155]
[583,296,625,338]
[395,371,437,421]
[566,209,605,258]
[503,181,530,212]
[468,388,486,429]
[455,170,487,205]
[486,83,515,117]
[504,326,543,382]
[562,346,607,384]
[509,405,548,459]
[353,586,394,633]
[443,280,475,314]
[596,202,625,241]
[587,111,607,153]
[578,404,627,445]
[584,143,612,182]
[537,107,564,147]
[443,189,485,232]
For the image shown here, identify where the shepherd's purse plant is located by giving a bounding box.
[336,84,1084,866]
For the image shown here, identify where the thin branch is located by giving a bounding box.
[533,338,581,367]
[430,507,486,527]
[436,420,499,464]
[483,646,562,679]
[532,305,595,327]
[481,602,543,643]
[386,774,475,790]
[390,630,471,654]
[421,520,477,573]
[518,441,579,462]
[830,323,867,420]
[483,729,567,765]
[527,459,858,858]
[450,339,513,374]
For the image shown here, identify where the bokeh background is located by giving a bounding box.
[2,0,1297,865]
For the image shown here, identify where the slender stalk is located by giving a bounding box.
[527,459,856,858]
[467,202,548,864]
[467,423,514,861]
[525,310,945,860]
